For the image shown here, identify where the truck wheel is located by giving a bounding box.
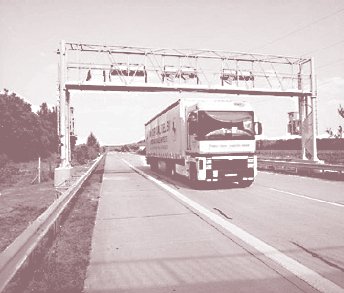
[150,160,158,172]
[238,179,254,188]
[189,163,198,187]
[167,163,176,177]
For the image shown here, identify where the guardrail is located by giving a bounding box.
[258,158,344,177]
[0,154,104,292]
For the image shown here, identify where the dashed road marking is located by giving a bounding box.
[122,159,344,293]
[269,188,344,208]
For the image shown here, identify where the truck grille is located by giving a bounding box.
[212,159,246,171]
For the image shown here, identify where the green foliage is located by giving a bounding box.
[257,138,344,151]
[0,165,19,184]
[0,154,9,168]
[86,132,100,152]
[87,145,99,159]
[73,133,101,165]
[74,144,89,165]
[257,139,301,150]
[257,149,344,165]
[317,138,344,150]
[338,105,344,119]
[0,90,58,162]
[36,102,59,155]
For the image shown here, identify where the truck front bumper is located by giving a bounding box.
[205,168,254,181]
[196,156,256,182]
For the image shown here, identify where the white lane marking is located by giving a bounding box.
[270,188,344,208]
[122,159,344,293]
[259,170,343,187]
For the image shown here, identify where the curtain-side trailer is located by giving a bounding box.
[145,98,262,187]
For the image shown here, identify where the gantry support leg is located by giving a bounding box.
[55,40,72,187]
[299,95,319,161]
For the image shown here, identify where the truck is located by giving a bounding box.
[145,98,262,187]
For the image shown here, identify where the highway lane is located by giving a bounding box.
[120,152,344,291]
[85,152,344,293]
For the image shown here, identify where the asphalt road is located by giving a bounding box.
[84,152,344,293]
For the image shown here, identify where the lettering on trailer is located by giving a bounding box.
[148,120,172,152]
[150,136,168,144]
[149,120,171,137]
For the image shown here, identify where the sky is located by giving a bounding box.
[0,0,343,145]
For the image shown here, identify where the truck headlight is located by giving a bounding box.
[247,157,254,168]
[206,158,212,169]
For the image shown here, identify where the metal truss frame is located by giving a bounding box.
[57,40,318,168]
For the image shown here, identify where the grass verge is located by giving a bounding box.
[257,150,344,165]
[16,158,104,293]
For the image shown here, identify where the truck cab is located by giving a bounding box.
[185,101,262,187]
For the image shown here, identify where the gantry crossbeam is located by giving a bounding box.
[65,82,310,97]
[57,41,318,175]
[61,42,315,97]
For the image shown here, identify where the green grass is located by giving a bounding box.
[0,155,58,188]
[257,150,344,165]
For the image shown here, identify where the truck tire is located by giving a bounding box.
[150,159,158,172]
[189,163,198,186]
[167,162,176,177]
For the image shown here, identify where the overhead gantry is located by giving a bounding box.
[55,40,318,185]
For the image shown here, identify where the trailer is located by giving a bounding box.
[145,98,262,187]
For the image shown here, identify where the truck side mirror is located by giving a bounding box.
[188,112,198,135]
[189,121,197,135]
[254,122,262,135]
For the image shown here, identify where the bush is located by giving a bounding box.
[73,144,99,165]
[72,133,101,165]
[0,154,9,168]
[257,138,344,151]
[0,165,19,185]
[87,147,99,160]
[74,144,89,165]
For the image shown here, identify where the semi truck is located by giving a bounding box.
[145,98,262,187]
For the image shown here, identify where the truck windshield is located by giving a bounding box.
[196,111,254,140]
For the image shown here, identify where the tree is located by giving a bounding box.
[326,128,334,138]
[339,104,344,119]
[0,91,39,160]
[36,102,58,154]
[0,91,58,161]
[86,132,100,152]
[73,132,101,164]
[337,105,344,138]
[327,104,344,138]
[74,144,89,164]
[37,102,49,117]
[338,125,343,138]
